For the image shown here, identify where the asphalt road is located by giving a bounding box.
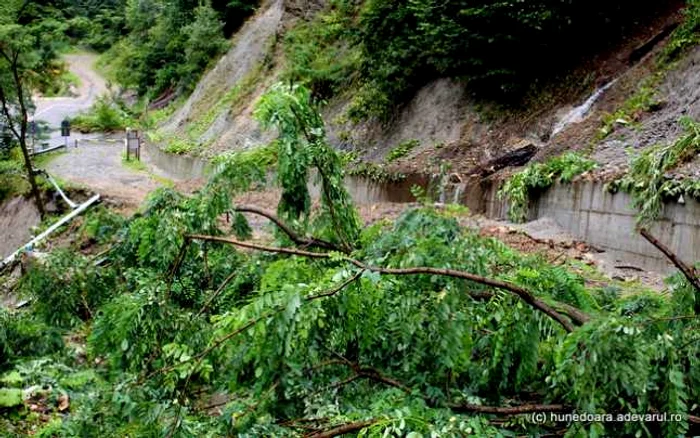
[33,53,167,208]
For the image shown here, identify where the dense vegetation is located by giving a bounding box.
[2,84,699,437]
[498,153,596,223]
[610,118,700,224]
[280,0,676,119]
[53,0,258,97]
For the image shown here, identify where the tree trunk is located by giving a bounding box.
[3,50,45,218]
[17,133,45,219]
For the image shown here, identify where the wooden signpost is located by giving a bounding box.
[125,128,141,161]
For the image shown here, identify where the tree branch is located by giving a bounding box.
[449,403,568,415]
[304,420,377,438]
[640,228,700,293]
[145,271,364,381]
[195,269,238,318]
[186,234,585,331]
[233,205,343,252]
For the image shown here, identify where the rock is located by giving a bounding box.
[58,394,70,412]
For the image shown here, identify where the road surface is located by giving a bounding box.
[33,53,108,128]
[32,53,174,207]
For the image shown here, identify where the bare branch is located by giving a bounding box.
[234,205,343,252]
[304,420,377,438]
[196,269,238,318]
[640,228,700,294]
[449,403,568,415]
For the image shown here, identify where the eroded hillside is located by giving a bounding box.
[151,0,697,182]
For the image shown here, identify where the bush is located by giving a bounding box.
[282,1,361,100]
[71,96,131,132]
[0,310,63,371]
[499,152,596,222]
[20,250,119,329]
[386,139,419,162]
[612,117,700,224]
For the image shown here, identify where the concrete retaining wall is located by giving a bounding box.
[484,181,700,273]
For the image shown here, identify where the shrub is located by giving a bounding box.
[20,250,119,329]
[0,310,63,371]
[386,139,419,162]
[71,96,131,132]
[611,117,700,224]
[498,152,596,222]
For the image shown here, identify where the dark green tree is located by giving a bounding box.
[0,1,64,217]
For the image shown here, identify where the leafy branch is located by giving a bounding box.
[186,233,586,331]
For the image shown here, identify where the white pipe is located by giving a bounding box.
[0,194,101,271]
[43,171,78,209]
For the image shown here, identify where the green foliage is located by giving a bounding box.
[598,74,664,140]
[346,0,663,119]
[5,77,700,437]
[347,161,406,182]
[34,60,81,97]
[386,139,420,162]
[255,83,361,248]
[282,0,361,99]
[499,153,596,222]
[79,206,126,245]
[611,117,700,224]
[661,0,700,63]
[162,137,193,155]
[98,0,251,97]
[71,96,132,132]
[0,310,63,371]
[0,152,29,202]
[19,250,119,329]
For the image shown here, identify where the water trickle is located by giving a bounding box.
[551,80,617,137]
[452,182,466,204]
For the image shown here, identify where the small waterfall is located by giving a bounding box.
[551,80,617,137]
[452,182,466,204]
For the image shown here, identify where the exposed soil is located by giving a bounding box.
[0,197,41,260]
[385,2,687,179]
[234,188,665,291]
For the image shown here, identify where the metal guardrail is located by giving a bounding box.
[31,143,66,156]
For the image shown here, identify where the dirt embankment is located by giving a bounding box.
[0,197,41,260]
[155,0,692,185]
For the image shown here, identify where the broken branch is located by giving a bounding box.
[234,205,343,252]
[640,228,700,293]
[187,234,585,331]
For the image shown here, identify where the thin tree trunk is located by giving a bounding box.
[12,52,45,219]
[0,49,45,218]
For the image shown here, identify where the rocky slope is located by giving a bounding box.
[155,0,697,180]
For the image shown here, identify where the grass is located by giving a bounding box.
[120,152,147,172]
[386,139,420,162]
[596,73,664,141]
[186,65,262,140]
[120,152,174,187]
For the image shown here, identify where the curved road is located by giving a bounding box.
[34,53,108,127]
[34,54,172,208]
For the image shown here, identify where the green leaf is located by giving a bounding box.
[0,388,23,408]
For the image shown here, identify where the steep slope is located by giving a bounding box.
[157,0,284,153]
[154,0,693,181]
